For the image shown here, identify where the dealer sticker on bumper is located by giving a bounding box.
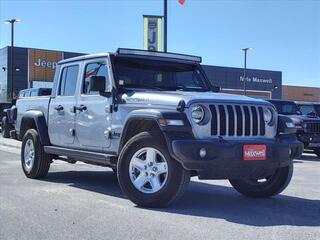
[243,145,267,161]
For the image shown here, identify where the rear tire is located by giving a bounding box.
[229,161,293,198]
[21,129,52,178]
[1,117,11,138]
[117,132,190,208]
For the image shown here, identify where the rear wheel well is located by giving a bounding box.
[20,118,37,140]
[120,119,164,152]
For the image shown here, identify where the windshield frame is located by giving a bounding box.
[110,54,212,92]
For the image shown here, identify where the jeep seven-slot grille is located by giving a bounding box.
[305,122,320,133]
[209,104,265,137]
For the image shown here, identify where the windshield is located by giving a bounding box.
[113,57,209,92]
[299,105,315,115]
[271,101,301,115]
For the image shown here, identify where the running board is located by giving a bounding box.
[44,146,117,167]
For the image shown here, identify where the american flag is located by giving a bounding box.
[85,67,99,78]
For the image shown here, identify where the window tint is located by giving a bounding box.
[83,62,109,95]
[39,88,52,96]
[114,57,208,92]
[59,65,79,96]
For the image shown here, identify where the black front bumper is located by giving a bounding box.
[166,134,303,180]
[297,132,320,148]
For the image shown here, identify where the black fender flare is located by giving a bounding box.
[118,109,192,155]
[19,111,51,145]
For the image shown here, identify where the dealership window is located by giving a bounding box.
[59,65,79,96]
[83,62,109,95]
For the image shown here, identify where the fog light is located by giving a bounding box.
[199,148,206,158]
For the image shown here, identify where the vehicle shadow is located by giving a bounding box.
[43,170,320,227]
[156,180,320,227]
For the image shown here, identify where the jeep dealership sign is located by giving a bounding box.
[143,15,163,52]
[28,49,62,82]
[240,76,273,84]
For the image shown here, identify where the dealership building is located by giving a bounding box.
[0,45,288,102]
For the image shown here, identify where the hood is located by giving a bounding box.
[287,114,320,122]
[121,90,271,108]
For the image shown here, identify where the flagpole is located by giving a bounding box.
[164,0,168,52]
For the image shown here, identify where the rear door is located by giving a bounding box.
[75,58,113,151]
[48,63,81,146]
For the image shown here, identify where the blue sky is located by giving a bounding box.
[0,0,319,87]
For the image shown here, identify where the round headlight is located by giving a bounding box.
[264,108,273,125]
[191,105,205,124]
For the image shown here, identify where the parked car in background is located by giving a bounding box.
[0,102,13,137]
[18,88,52,98]
[1,88,52,138]
[268,100,320,158]
[297,102,320,117]
[0,102,12,125]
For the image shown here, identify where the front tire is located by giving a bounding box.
[117,132,190,208]
[229,161,293,198]
[21,129,52,178]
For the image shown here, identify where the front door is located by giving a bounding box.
[75,58,112,151]
[48,63,80,146]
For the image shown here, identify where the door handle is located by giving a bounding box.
[75,105,87,112]
[54,105,64,111]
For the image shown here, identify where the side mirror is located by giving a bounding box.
[90,76,111,97]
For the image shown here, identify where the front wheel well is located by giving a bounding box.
[119,118,164,152]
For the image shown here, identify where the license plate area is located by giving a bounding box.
[243,145,267,161]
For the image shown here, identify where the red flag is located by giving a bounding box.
[179,0,185,5]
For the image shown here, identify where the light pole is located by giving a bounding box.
[163,0,168,52]
[241,47,252,96]
[4,18,21,103]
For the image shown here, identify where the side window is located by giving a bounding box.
[83,62,109,95]
[24,91,30,97]
[30,90,38,97]
[59,65,79,96]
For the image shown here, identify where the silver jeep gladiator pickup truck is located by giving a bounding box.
[14,48,303,207]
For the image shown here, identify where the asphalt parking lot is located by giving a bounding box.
[0,137,319,240]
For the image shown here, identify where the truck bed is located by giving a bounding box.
[15,96,50,132]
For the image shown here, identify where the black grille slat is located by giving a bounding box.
[235,106,243,136]
[227,105,235,135]
[258,107,265,135]
[243,106,250,136]
[251,106,258,136]
[218,105,226,135]
[209,105,218,135]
